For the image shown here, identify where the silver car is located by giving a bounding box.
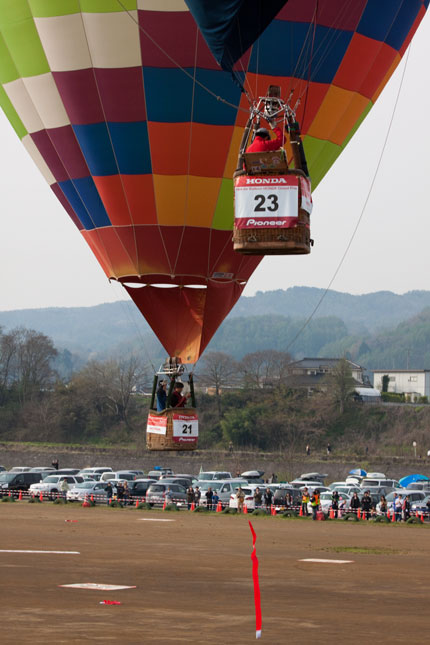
[67,481,109,503]
[146,483,187,507]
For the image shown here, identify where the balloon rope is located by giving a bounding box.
[285,45,412,354]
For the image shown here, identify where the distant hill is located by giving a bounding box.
[230,287,430,332]
[2,288,430,367]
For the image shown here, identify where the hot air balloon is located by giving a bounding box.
[0,0,428,450]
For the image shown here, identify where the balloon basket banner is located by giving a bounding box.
[146,408,198,451]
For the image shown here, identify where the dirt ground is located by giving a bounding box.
[0,504,429,644]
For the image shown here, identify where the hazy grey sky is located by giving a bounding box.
[0,12,429,312]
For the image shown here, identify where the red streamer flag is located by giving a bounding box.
[248,521,262,639]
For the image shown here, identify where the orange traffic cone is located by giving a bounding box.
[39,492,43,502]
[421,512,425,523]
[18,490,22,501]
[243,504,248,514]
[90,494,94,503]
[271,504,276,516]
[299,505,303,517]
[162,498,167,510]
[190,502,195,511]
[216,501,222,512]
[8,490,11,497]
[329,507,335,519]
[391,510,395,522]
[136,498,140,508]
[387,510,390,520]
[82,493,91,508]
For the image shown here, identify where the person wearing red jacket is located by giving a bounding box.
[246,126,285,153]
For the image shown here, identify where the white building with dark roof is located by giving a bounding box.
[373,369,430,399]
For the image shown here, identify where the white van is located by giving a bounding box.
[360,478,400,489]
[100,471,136,482]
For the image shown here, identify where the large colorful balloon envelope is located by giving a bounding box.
[0,1,427,363]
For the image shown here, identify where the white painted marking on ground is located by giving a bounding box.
[299,558,353,564]
[0,550,80,555]
[137,518,176,522]
[59,583,136,590]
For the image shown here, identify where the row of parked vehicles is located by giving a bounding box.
[1,466,430,515]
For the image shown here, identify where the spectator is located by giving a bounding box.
[228,441,233,453]
[301,487,310,516]
[236,487,245,513]
[331,490,340,518]
[117,481,124,506]
[264,487,273,509]
[212,490,219,510]
[402,495,411,521]
[106,481,113,506]
[269,473,277,484]
[52,459,59,470]
[165,486,173,505]
[186,486,194,510]
[310,489,320,520]
[205,486,213,511]
[60,477,69,502]
[376,495,387,516]
[326,443,332,456]
[194,486,201,507]
[394,494,403,522]
[254,487,262,508]
[361,490,372,520]
[306,444,311,456]
[350,492,361,516]
[123,481,129,506]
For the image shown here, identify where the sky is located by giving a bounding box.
[0,11,429,312]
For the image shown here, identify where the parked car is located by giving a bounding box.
[54,469,81,476]
[147,468,173,479]
[386,489,426,507]
[67,481,109,503]
[29,474,84,498]
[78,467,113,476]
[361,477,401,489]
[411,494,430,513]
[127,479,158,502]
[406,481,430,492]
[307,491,352,514]
[273,486,301,509]
[29,467,56,473]
[158,477,195,490]
[100,471,137,482]
[197,471,232,481]
[0,471,42,493]
[229,484,262,510]
[145,482,187,506]
[9,466,32,473]
[241,470,265,484]
[330,485,361,496]
[0,465,6,472]
[204,479,248,506]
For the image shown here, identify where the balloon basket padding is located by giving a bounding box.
[233,210,310,255]
[242,149,289,175]
[146,408,198,451]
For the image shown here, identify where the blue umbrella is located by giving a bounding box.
[399,474,429,487]
[349,469,367,477]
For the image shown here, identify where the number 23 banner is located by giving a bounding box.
[234,175,299,229]
[172,414,199,444]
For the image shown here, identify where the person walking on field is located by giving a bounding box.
[236,487,245,513]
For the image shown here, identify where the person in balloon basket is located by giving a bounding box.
[170,382,191,408]
[246,123,285,153]
[156,380,167,412]
[310,489,320,520]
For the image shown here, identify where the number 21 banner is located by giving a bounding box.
[234,175,299,229]
[172,413,199,444]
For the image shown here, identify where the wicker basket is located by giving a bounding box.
[146,408,198,451]
[233,209,310,255]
